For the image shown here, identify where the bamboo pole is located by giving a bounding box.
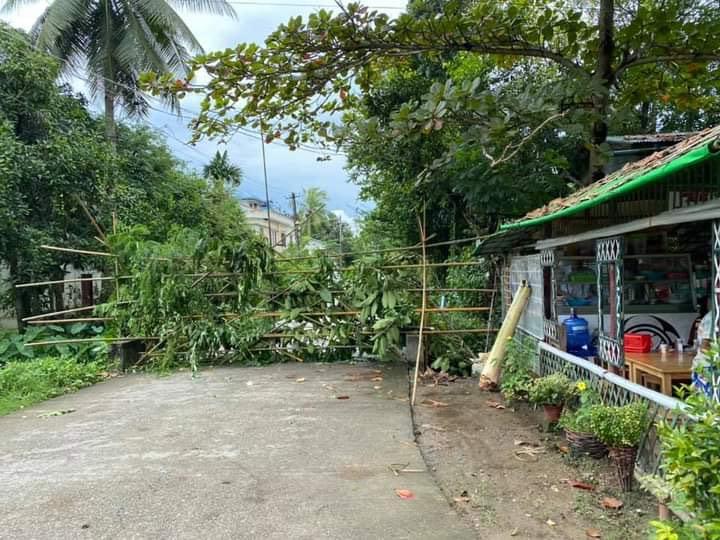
[75,196,107,243]
[16,276,133,289]
[21,301,132,322]
[26,318,113,325]
[26,336,159,347]
[479,282,531,391]
[40,245,115,257]
[403,328,499,335]
[411,210,428,407]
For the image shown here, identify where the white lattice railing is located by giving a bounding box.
[536,342,687,475]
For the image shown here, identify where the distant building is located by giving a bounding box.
[239,198,297,251]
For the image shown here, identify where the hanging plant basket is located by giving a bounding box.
[565,429,607,459]
[608,446,638,491]
[543,403,564,423]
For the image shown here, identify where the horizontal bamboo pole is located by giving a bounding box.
[26,336,159,347]
[402,328,500,335]
[407,288,496,293]
[41,245,115,258]
[275,233,483,262]
[26,318,113,325]
[381,261,484,270]
[249,345,369,351]
[16,276,134,289]
[250,306,490,318]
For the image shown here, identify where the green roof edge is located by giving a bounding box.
[500,143,718,231]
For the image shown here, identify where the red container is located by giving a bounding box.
[624,333,652,353]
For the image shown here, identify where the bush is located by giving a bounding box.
[0,324,108,367]
[589,401,649,448]
[528,373,575,406]
[0,356,105,415]
[558,380,600,432]
[500,337,535,401]
[653,390,720,538]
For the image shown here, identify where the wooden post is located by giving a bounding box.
[479,282,531,390]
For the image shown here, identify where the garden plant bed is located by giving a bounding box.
[412,377,656,539]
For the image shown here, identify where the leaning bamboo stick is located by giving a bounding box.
[403,328,500,335]
[26,336,159,347]
[21,301,132,322]
[26,318,113,325]
[40,245,115,257]
[411,210,428,407]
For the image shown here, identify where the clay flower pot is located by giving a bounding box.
[543,403,564,423]
[608,446,638,491]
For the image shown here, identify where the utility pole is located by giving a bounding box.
[290,192,300,246]
[260,133,272,245]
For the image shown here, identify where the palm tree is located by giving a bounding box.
[203,150,243,189]
[300,187,329,239]
[1,0,236,141]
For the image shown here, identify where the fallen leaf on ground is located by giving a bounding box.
[567,480,595,491]
[371,376,383,382]
[421,399,449,407]
[336,395,350,400]
[295,378,305,383]
[546,519,556,526]
[510,528,519,536]
[485,399,506,409]
[38,409,76,418]
[586,528,602,538]
[395,489,415,500]
[557,444,570,454]
[601,497,624,510]
[373,385,382,390]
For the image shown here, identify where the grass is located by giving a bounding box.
[0,357,106,416]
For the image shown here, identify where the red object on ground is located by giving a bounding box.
[624,333,652,353]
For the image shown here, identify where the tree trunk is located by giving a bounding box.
[104,88,117,144]
[587,0,615,183]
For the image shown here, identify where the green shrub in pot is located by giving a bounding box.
[528,373,575,406]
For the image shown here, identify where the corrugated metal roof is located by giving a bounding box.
[502,126,720,231]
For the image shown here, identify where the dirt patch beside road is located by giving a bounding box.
[413,377,656,540]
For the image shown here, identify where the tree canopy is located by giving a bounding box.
[145,0,720,182]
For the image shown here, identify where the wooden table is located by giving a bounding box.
[625,351,695,396]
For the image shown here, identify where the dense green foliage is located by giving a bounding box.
[0,324,107,367]
[0,356,105,415]
[652,343,720,538]
[557,381,601,433]
[0,25,246,326]
[589,401,649,448]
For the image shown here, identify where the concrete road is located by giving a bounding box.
[0,363,473,539]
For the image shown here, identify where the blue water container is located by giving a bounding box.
[563,309,591,357]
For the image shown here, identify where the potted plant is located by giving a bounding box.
[590,402,649,491]
[558,381,607,458]
[528,373,575,422]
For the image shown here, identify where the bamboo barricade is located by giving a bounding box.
[25,229,494,366]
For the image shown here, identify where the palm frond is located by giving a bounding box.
[132,0,204,53]
[0,0,40,15]
[166,0,236,19]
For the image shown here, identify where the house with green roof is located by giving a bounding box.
[477,126,720,400]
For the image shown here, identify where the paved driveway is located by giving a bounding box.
[0,363,473,539]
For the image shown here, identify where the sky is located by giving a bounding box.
[0,0,407,222]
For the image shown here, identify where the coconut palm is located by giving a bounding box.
[300,187,329,239]
[203,150,243,189]
[1,0,236,141]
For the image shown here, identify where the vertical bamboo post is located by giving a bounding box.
[112,212,120,303]
[411,209,428,406]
